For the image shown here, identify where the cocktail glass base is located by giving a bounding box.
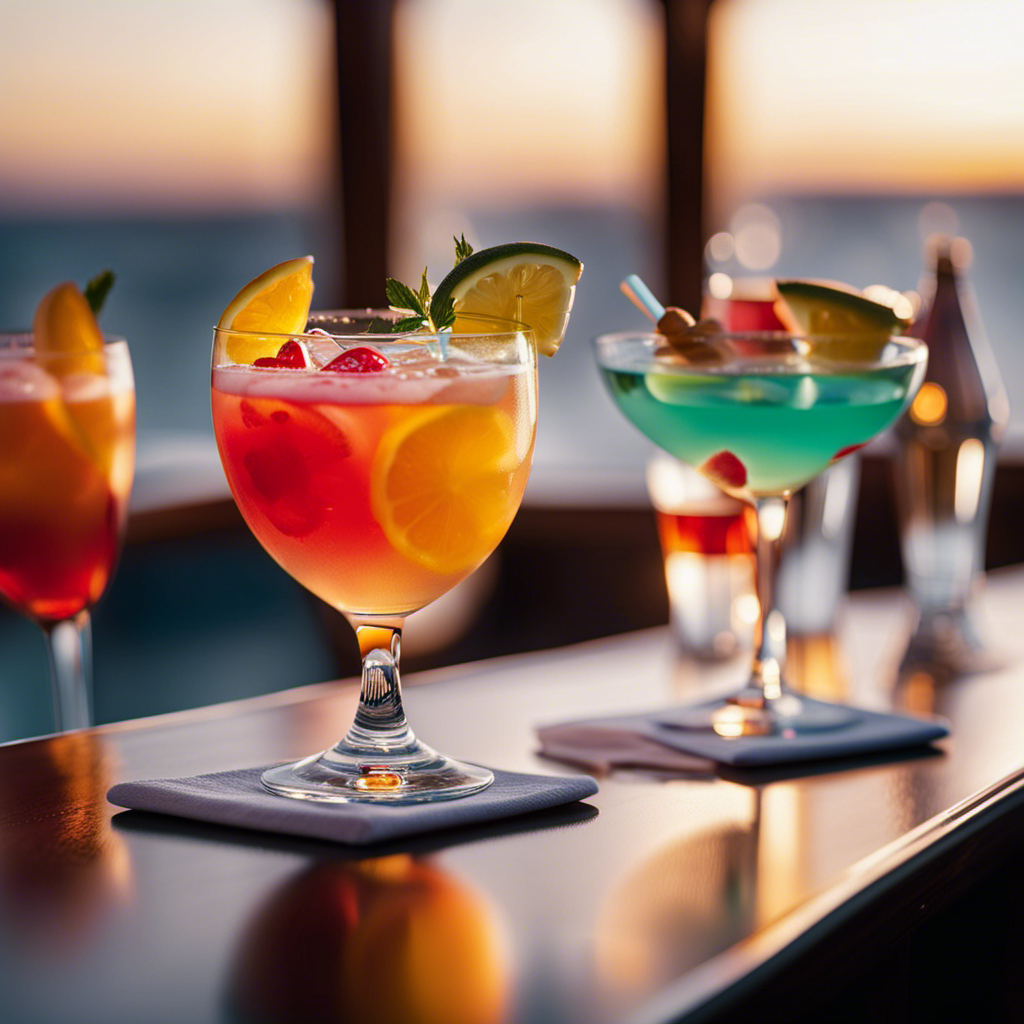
[671,691,859,737]
[261,740,494,804]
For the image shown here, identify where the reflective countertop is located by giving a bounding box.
[2,567,1024,1024]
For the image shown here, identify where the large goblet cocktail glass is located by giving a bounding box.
[0,333,135,731]
[212,312,537,801]
[594,329,926,736]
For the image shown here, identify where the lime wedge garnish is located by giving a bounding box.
[431,242,583,356]
[775,279,911,360]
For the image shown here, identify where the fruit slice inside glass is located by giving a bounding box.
[594,329,927,736]
[212,312,537,800]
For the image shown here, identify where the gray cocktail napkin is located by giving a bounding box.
[539,697,948,770]
[107,765,598,845]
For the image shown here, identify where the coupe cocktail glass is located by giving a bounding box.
[212,312,537,801]
[0,333,136,730]
[594,329,926,736]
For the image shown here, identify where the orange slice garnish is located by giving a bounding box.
[32,281,105,377]
[218,256,315,364]
[29,282,120,470]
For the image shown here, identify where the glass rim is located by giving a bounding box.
[0,331,128,356]
[593,329,927,373]
[213,308,533,342]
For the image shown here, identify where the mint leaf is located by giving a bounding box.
[367,314,427,334]
[430,293,456,331]
[84,270,115,316]
[394,315,429,332]
[417,268,431,313]
[454,234,473,265]
[385,278,425,317]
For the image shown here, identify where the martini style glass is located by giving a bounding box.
[212,312,537,801]
[594,328,926,736]
[0,332,136,731]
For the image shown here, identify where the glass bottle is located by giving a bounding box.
[893,236,1009,674]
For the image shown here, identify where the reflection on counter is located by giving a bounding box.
[229,854,509,1024]
[595,815,758,997]
[0,731,132,952]
[786,633,851,705]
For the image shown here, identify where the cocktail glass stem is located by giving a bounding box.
[43,610,93,732]
[747,495,788,704]
[711,493,856,736]
[341,621,418,755]
[260,617,494,802]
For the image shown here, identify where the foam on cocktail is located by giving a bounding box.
[212,355,516,407]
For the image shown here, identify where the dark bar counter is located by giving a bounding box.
[2,567,1024,1023]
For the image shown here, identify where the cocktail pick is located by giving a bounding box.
[619,275,719,364]
[620,274,665,323]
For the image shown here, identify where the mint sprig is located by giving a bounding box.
[380,239,474,333]
[454,233,474,265]
[84,269,115,316]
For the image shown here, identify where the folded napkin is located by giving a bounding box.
[539,696,948,771]
[107,765,598,846]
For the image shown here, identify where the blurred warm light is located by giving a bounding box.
[394,0,663,207]
[645,452,724,512]
[733,592,760,628]
[731,204,782,271]
[954,438,985,523]
[758,500,786,542]
[707,272,733,299]
[706,231,736,264]
[712,706,748,737]
[862,284,915,322]
[918,201,961,239]
[0,0,334,213]
[949,236,975,270]
[900,669,939,714]
[707,0,1024,211]
[910,382,948,425]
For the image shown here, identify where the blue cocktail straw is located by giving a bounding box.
[620,274,665,322]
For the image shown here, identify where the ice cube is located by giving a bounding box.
[433,364,513,405]
[61,371,112,403]
[0,360,60,402]
[304,330,344,368]
[789,376,819,409]
[846,379,904,406]
[724,378,791,405]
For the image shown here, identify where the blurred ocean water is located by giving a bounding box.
[0,193,1020,488]
[0,211,325,443]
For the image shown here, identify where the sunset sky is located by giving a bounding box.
[1,0,1022,215]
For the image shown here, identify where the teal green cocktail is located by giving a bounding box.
[600,336,923,496]
[594,328,927,736]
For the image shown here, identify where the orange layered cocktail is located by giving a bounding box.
[0,339,135,622]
